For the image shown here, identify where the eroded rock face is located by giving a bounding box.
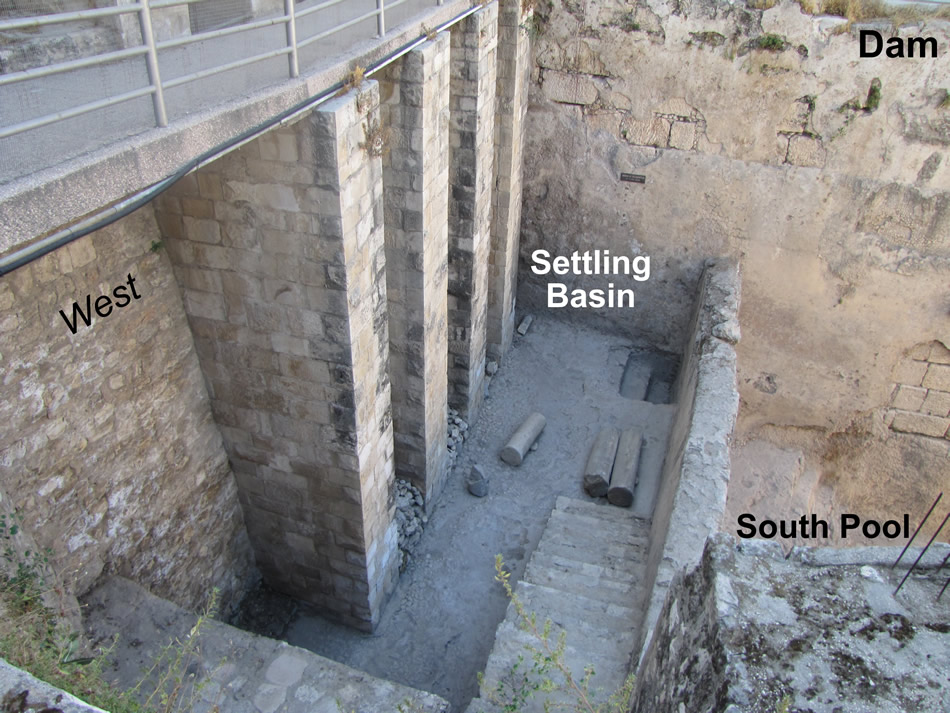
[632,534,950,713]
[521,0,950,436]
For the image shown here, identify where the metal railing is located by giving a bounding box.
[0,0,447,181]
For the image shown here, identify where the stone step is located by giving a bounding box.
[555,495,651,528]
[534,533,647,570]
[544,509,649,550]
[523,557,645,608]
[480,621,634,707]
[526,549,641,587]
[512,580,639,635]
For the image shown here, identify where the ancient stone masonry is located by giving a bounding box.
[448,4,498,420]
[887,341,950,441]
[380,33,452,505]
[487,0,531,361]
[632,534,950,713]
[0,208,254,614]
[154,83,399,630]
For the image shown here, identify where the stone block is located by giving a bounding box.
[542,70,599,106]
[668,121,697,150]
[893,359,929,387]
[621,117,670,148]
[890,410,950,438]
[921,389,950,418]
[929,341,950,364]
[923,363,950,391]
[786,134,826,168]
[890,384,927,411]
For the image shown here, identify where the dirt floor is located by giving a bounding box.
[231,315,677,711]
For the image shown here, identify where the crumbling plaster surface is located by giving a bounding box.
[520,0,950,435]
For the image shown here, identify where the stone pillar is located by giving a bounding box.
[447,4,498,420]
[488,0,531,361]
[155,82,398,631]
[379,34,451,504]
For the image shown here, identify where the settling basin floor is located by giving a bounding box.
[234,315,676,711]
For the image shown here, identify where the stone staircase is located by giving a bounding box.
[465,496,650,713]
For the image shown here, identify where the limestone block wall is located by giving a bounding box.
[487,0,532,361]
[520,0,950,435]
[637,261,740,663]
[887,340,950,441]
[0,206,254,614]
[447,4,498,419]
[154,83,399,630]
[380,34,452,503]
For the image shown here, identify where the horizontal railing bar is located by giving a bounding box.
[0,4,142,32]
[150,0,203,8]
[162,46,292,89]
[0,85,155,140]
[0,46,149,88]
[386,0,414,8]
[295,0,353,22]
[157,13,289,50]
[297,7,381,50]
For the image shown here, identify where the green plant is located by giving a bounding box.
[756,33,786,51]
[864,77,882,112]
[937,89,950,110]
[479,556,636,713]
[150,240,163,253]
[1,510,221,713]
[775,693,792,713]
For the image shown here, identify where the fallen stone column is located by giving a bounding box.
[608,429,643,507]
[583,427,620,497]
[500,411,546,465]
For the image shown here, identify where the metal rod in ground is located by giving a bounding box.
[583,428,619,497]
[935,549,950,601]
[500,412,546,466]
[607,429,643,508]
[894,509,950,596]
[893,492,942,569]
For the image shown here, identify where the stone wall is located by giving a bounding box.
[887,340,950,441]
[520,0,950,436]
[637,260,740,662]
[447,4,498,420]
[154,83,400,631]
[0,207,254,613]
[380,33,452,503]
[631,534,950,713]
[487,0,532,361]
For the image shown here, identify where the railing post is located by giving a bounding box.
[139,0,167,127]
[285,0,299,78]
[376,0,385,37]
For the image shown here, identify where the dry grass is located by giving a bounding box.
[807,0,950,24]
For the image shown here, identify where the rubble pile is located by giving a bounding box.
[446,408,469,464]
[394,479,427,570]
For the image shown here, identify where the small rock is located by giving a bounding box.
[529,442,539,452]
[486,360,499,376]
[466,465,489,497]
[517,315,534,336]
